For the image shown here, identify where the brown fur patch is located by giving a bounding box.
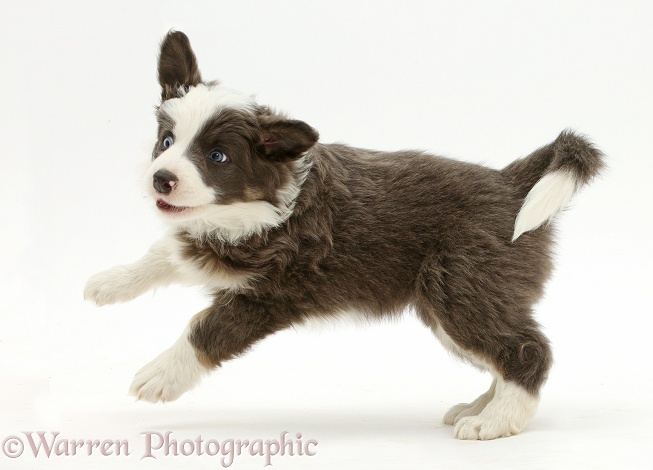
[190,309,220,370]
[183,135,602,396]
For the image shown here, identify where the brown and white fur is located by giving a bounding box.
[84,31,604,440]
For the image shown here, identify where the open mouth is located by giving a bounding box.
[156,199,192,214]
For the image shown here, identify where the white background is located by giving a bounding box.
[1,1,652,469]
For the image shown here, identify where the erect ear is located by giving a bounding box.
[257,115,319,162]
[158,31,202,100]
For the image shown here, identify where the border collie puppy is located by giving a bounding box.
[85,31,604,440]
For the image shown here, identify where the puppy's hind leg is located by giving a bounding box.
[417,252,552,439]
[420,318,498,425]
[422,309,548,439]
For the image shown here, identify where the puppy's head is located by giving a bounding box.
[145,31,319,243]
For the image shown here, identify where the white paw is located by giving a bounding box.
[443,380,496,425]
[444,402,478,426]
[454,414,519,440]
[129,332,208,403]
[84,266,142,306]
[452,381,538,440]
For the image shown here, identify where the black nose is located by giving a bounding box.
[153,169,178,195]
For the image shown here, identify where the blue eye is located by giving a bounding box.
[208,150,228,163]
[162,136,174,149]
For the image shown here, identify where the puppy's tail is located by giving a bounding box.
[503,130,605,242]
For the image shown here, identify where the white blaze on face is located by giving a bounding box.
[144,84,257,209]
[163,84,257,145]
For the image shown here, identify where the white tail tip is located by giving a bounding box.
[512,171,578,241]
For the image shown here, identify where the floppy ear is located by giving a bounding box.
[158,31,202,100]
[257,116,319,162]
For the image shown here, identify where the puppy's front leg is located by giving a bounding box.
[84,237,180,306]
[129,323,210,403]
[130,295,290,402]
